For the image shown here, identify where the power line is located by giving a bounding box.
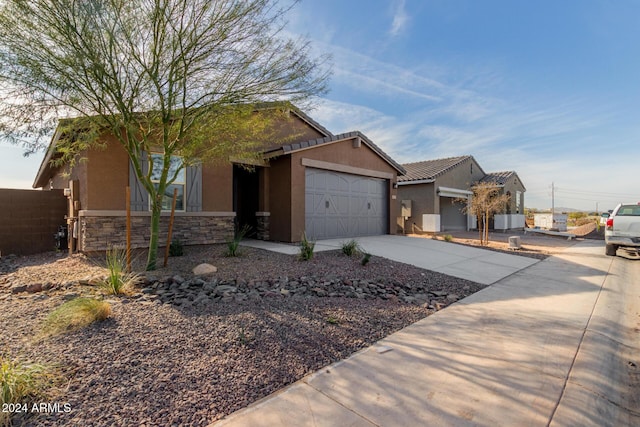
[555,187,638,198]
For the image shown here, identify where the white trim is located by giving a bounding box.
[255,212,271,217]
[301,158,394,180]
[437,186,473,198]
[79,210,235,217]
[397,179,435,186]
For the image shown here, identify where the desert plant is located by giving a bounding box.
[237,328,253,346]
[326,316,340,325]
[443,234,453,242]
[169,239,184,257]
[100,247,141,295]
[341,240,360,257]
[299,232,315,261]
[1,354,55,426]
[361,252,372,266]
[226,225,251,257]
[41,298,112,337]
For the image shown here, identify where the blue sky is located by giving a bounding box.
[1,0,639,211]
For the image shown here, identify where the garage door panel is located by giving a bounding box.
[440,197,467,231]
[305,168,388,240]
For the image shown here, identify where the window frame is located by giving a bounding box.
[149,152,186,212]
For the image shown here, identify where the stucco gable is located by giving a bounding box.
[265,131,406,175]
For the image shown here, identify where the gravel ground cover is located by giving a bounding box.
[0,244,492,426]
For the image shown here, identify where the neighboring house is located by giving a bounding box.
[33,107,405,252]
[479,171,527,230]
[396,155,526,233]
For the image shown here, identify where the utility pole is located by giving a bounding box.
[551,182,555,229]
[551,182,555,214]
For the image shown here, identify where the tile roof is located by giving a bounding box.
[398,155,473,183]
[480,171,526,191]
[479,171,515,186]
[265,131,406,175]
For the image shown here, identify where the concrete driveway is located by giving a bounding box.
[242,235,539,285]
[215,240,640,427]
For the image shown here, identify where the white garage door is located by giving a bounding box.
[305,168,387,240]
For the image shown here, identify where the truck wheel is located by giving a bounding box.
[605,244,617,256]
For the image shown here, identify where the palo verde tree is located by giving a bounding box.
[0,0,330,270]
[461,182,510,246]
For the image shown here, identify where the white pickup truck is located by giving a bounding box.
[605,203,640,256]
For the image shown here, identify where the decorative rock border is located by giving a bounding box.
[134,274,466,310]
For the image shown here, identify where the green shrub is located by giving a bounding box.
[444,234,453,242]
[100,247,141,295]
[226,225,250,257]
[341,240,360,257]
[299,233,315,261]
[41,298,112,337]
[169,239,184,257]
[326,316,340,325]
[361,252,372,266]
[1,354,55,426]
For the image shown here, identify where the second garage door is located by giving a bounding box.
[305,168,387,240]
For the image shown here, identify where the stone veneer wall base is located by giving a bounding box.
[80,215,235,252]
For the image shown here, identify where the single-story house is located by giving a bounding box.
[33,107,406,251]
[396,155,526,233]
[479,171,527,230]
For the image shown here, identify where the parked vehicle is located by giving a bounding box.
[605,203,640,256]
[599,212,610,225]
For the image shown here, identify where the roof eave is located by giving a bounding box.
[32,129,62,188]
[397,179,435,186]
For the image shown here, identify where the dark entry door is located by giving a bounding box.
[232,165,259,236]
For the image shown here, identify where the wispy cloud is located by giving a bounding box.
[389,0,409,37]
[292,11,640,209]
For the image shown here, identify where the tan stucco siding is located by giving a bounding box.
[271,114,326,145]
[202,163,233,211]
[86,136,129,210]
[397,183,435,231]
[50,157,88,210]
[268,156,292,242]
[502,178,526,214]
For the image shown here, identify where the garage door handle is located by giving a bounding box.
[325,200,330,208]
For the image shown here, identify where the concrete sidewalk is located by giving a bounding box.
[242,235,539,285]
[213,240,640,427]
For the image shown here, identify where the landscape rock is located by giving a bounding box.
[192,263,217,276]
[26,283,43,293]
[10,284,27,294]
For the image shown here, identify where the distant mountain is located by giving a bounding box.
[526,207,582,213]
[553,207,580,213]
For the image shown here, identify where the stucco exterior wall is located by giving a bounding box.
[202,163,233,211]
[396,183,435,232]
[50,154,88,211]
[433,157,485,211]
[86,135,129,210]
[270,114,327,146]
[267,156,292,242]
[501,176,526,214]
